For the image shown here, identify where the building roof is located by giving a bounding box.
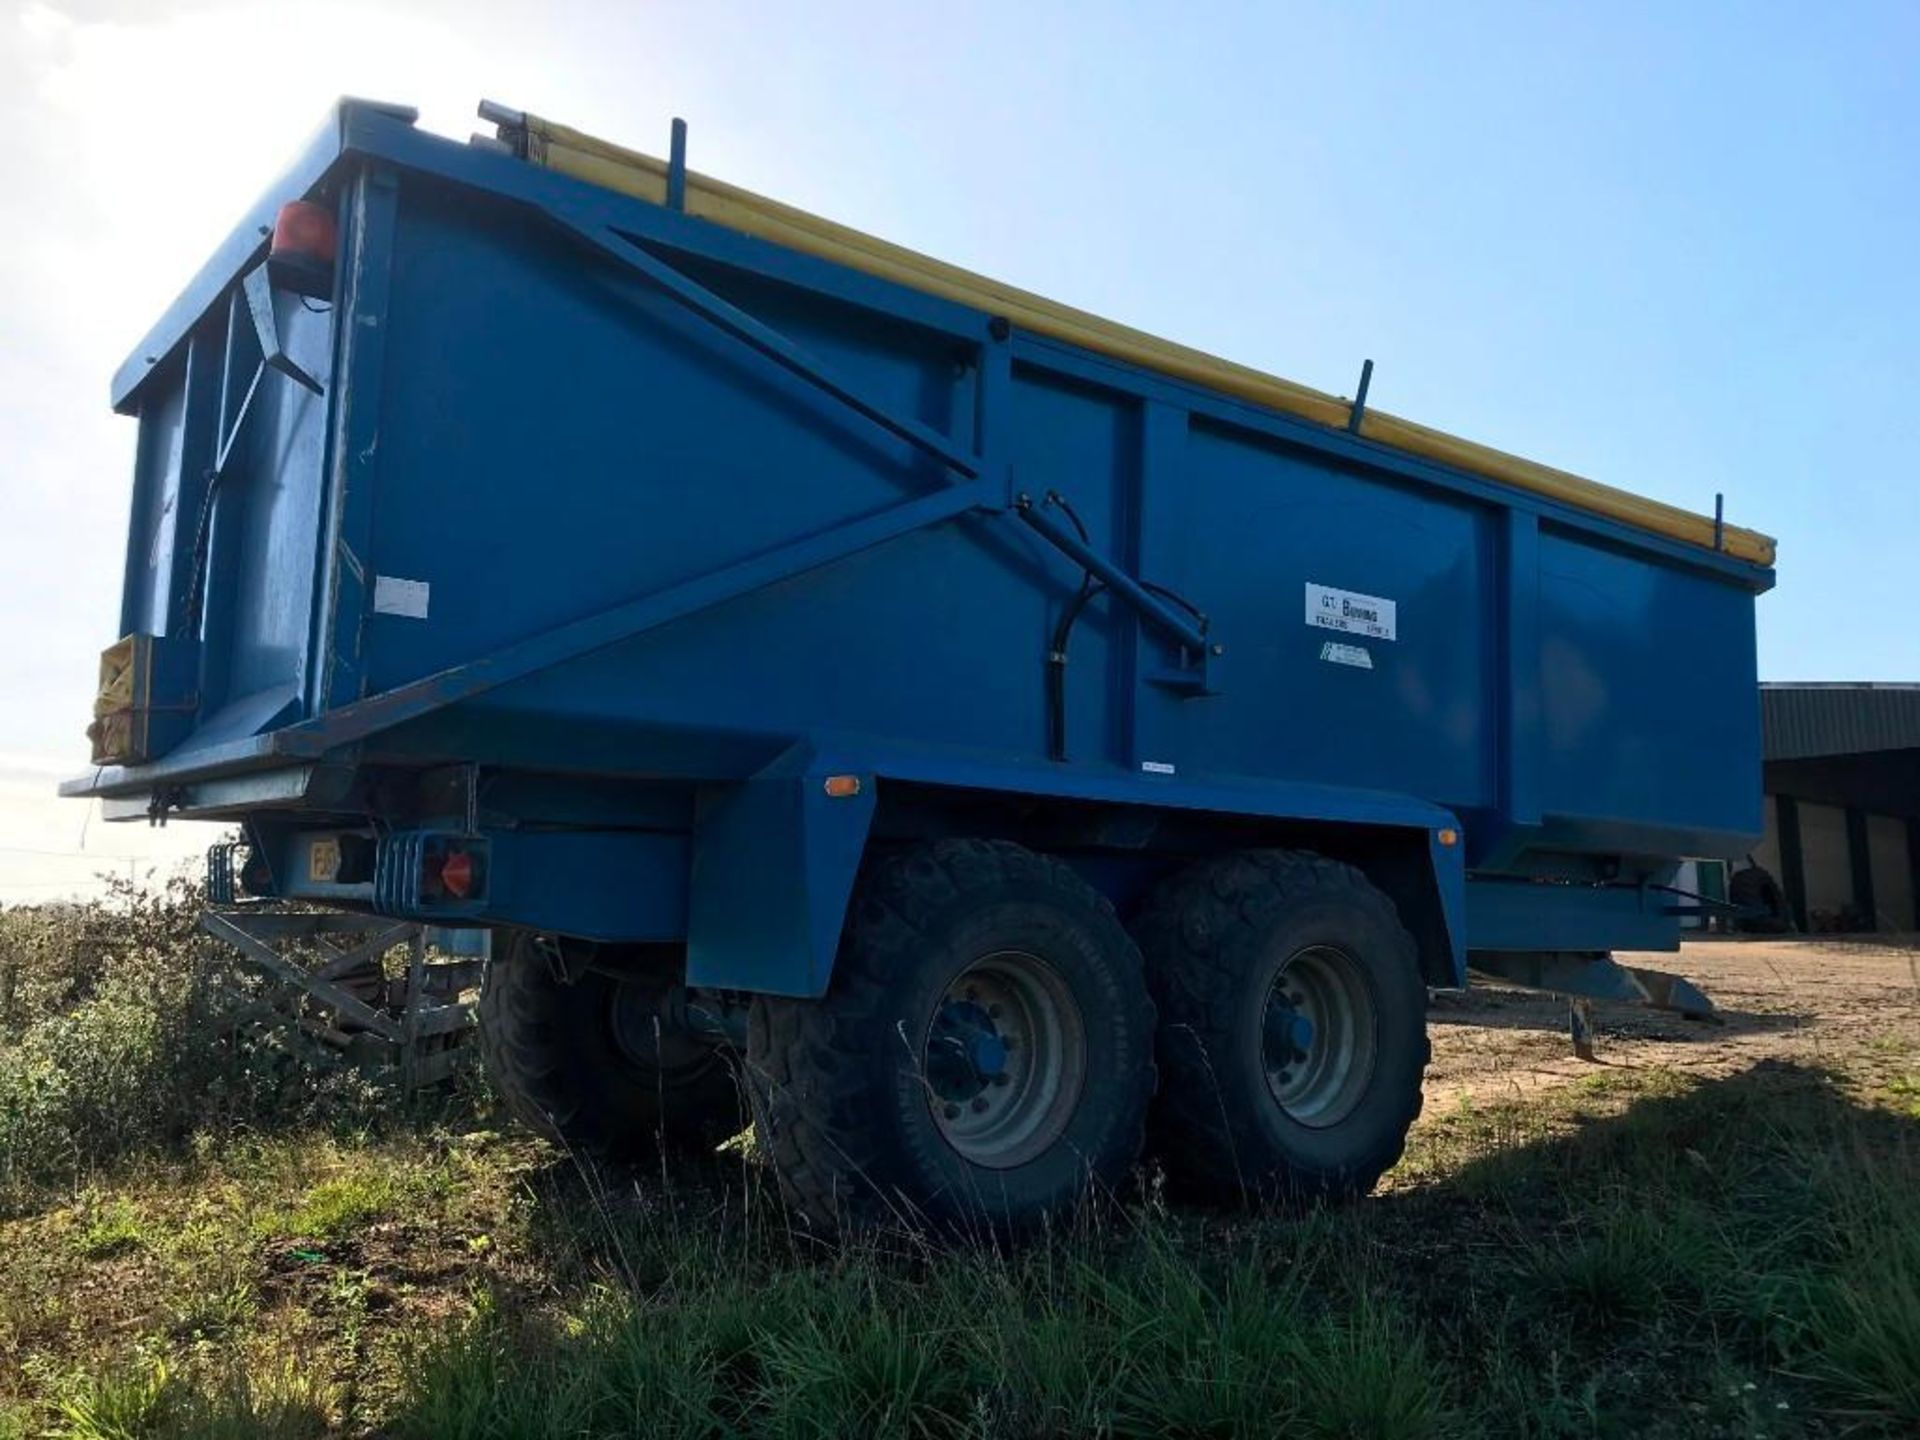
[1761,683,1920,762]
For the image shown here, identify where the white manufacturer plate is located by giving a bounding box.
[373,575,431,619]
[1304,582,1396,641]
[1318,641,1374,670]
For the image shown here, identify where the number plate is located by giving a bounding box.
[307,837,341,883]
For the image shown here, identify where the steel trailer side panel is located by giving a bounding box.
[329,160,1758,868]
[71,104,1768,938]
[354,181,977,704]
[511,108,1774,566]
[1531,525,1764,858]
[1176,416,1496,811]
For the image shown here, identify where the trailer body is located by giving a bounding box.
[67,101,1771,1000]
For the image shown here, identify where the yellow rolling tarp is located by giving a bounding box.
[513,112,1775,568]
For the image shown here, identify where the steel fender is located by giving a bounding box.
[1350,821,1467,989]
[1428,827,1467,987]
[855,751,1469,987]
[685,755,875,998]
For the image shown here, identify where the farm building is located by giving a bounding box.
[1749,683,1920,932]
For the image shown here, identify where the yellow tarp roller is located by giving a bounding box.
[510,112,1775,568]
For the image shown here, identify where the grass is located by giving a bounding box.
[50,1358,334,1440]
[1887,1073,1920,1118]
[71,1198,147,1260]
[259,1172,402,1244]
[0,1059,1915,1437]
[4,888,1919,1436]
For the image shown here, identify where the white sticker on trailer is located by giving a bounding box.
[1304,582,1396,641]
[1318,641,1374,669]
[372,575,430,619]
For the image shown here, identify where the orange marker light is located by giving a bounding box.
[268,199,338,298]
[270,200,337,266]
[822,775,862,798]
[1437,827,1460,847]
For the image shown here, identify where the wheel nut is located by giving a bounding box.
[971,1097,990,1113]
[943,1103,961,1120]
[1277,1071,1293,1084]
[987,1004,1002,1019]
[992,1072,1010,1086]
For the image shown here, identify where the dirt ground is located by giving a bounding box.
[1424,936,1920,1112]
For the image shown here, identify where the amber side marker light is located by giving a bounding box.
[1437,827,1460,847]
[823,775,863,798]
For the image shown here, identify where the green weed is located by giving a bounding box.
[71,1198,146,1260]
[269,1172,400,1242]
[1887,1073,1920,1118]
[52,1356,332,1440]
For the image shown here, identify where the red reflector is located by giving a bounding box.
[270,200,337,266]
[440,849,476,899]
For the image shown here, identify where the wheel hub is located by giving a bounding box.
[608,977,710,1075]
[1261,945,1378,1128]
[1263,1003,1315,1063]
[926,999,1010,1104]
[924,951,1085,1170]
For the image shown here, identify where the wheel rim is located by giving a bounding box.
[924,950,1085,1170]
[1261,945,1378,1128]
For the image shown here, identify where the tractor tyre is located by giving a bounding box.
[1135,850,1428,1203]
[748,839,1156,1232]
[478,930,743,1158]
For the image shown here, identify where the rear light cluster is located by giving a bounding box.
[370,832,493,915]
[420,839,487,902]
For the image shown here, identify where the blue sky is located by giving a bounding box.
[0,0,1914,885]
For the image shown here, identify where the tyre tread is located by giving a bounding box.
[477,933,740,1158]
[1135,849,1429,1201]
[752,839,1156,1231]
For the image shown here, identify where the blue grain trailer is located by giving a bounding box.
[66,100,1774,1228]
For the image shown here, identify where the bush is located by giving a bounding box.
[0,874,390,1210]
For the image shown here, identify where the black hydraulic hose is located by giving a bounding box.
[1037,488,1209,762]
[1045,489,1208,626]
[1048,489,1094,544]
[1042,491,1099,761]
[1139,577,1207,627]
[182,360,269,636]
[1047,580,1106,762]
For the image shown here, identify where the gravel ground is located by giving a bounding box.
[1424,935,1920,1112]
